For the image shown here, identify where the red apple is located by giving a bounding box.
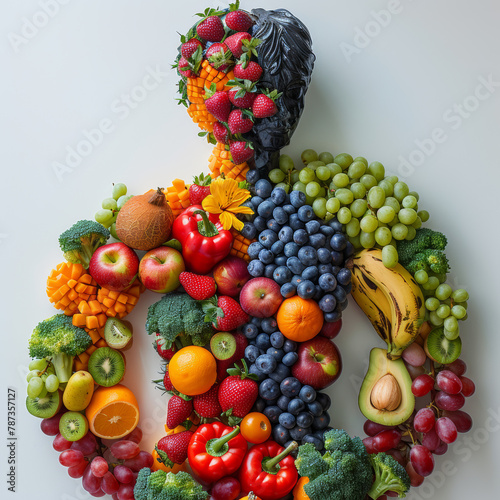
[212,256,251,297]
[139,246,185,293]
[291,336,342,390]
[239,277,283,318]
[89,242,139,291]
[319,318,342,340]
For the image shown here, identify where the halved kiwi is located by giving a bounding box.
[59,411,89,441]
[104,317,133,350]
[88,347,125,387]
[210,332,237,361]
[425,327,462,364]
[26,390,61,419]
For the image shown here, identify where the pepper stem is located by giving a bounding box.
[263,441,298,472]
[194,210,219,237]
[208,426,241,455]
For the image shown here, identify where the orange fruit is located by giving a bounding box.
[293,477,311,500]
[168,346,217,396]
[240,412,272,444]
[276,296,323,342]
[85,383,139,439]
[151,449,187,473]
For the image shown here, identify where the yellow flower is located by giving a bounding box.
[202,177,254,231]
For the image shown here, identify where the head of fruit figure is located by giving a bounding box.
[247,8,315,169]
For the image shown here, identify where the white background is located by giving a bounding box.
[1,0,499,499]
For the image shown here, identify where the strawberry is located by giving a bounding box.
[163,364,174,392]
[179,272,217,300]
[228,87,256,109]
[216,332,248,381]
[166,395,193,429]
[225,10,254,32]
[202,295,249,331]
[206,42,234,72]
[197,15,225,42]
[178,56,194,78]
[224,32,251,58]
[252,90,281,118]
[192,384,222,419]
[155,333,177,360]
[156,431,193,466]
[181,38,203,59]
[188,172,212,205]
[233,60,263,82]
[213,122,230,144]
[204,84,232,122]
[228,109,254,134]
[229,140,254,164]
[218,360,259,422]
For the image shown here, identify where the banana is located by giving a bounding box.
[348,248,425,360]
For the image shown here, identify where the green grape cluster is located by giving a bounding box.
[94,183,133,239]
[269,150,430,268]
[26,359,60,399]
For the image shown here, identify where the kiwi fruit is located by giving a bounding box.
[88,347,125,387]
[210,332,237,361]
[104,317,133,350]
[59,411,89,441]
[425,327,462,364]
[26,390,61,419]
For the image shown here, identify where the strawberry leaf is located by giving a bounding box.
[154,445,174,468]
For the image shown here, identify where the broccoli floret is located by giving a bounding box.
[134,468,152,500]
[29,314,92,383]
[134,469,208,500]
[295,443,329,481]
[59,219,110,268]
[367,452,411,499]
[145,293,214,349]
[406,249,450,275]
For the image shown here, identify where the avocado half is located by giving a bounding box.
[358,348,415,426]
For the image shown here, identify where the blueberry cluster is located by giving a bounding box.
[241,177,353,322]
[241,317,332,451]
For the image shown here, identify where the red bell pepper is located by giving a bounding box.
[188,422,247,484]
[171,205,233,274]
[239,440,298,500]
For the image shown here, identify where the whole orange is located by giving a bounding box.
[168,346,217,396]
[276,296,323,342]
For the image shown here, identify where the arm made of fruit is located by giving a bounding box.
[171,205,233,274]
[187,423,247,483]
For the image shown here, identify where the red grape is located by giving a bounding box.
[102,471,120,495]
[41,413,63,436]
[433,441,448,455]
[436,370,462,395]
[460,376,475,397]
[363,420,395,437]
[435,417,458,444]
[413,408,436,433]
[82,464,103,494]
[362,436,376,454]
[113,465,134,484]
[443,410,473,433]
[406,462,424,487]
[117,483,135,500]
[53,433,72,452]
[92,489,106,497]
[435,391,465,411]
[71,432,98,456]
[124,427,143,444]
[410,445,435,477]
[447,359,467,376]
[110,440,141,460]
[90,456,109,478]
[405,364,426,380]
[411,374,435,397]
[402,343,426,367]
[211,476,241,500]
[386,449,406,467]
[373,430,402,453]
[60,449,85,467]
[421,428,440,451]
[122,451,154,471]
[68,460,88,479]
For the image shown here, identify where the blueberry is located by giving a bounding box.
[293,229,308,245]
[255,179,273,198]
[340,298,349,311]
[247,259,265,277]
[245,344,260,363]
[330,232,348,251]
[258,248,274,265]
[297,280,315,299]
[296,412,314,428]
[302,434,323,451]
[331,265,341,276]
[270,331,285,348]
[248,364,266,381]
[250,316,262,327]
[283,339,298,353]
[268,363,290,383]
[273,265,292,285]
[282,351,299,367]
[280,377,302,398]
[264,264,278,279]
[278,412,296,430]
[246,169,260,184]
[319,294,337,313]
[261,317,278,333]
[277,395,291,411]
[278,225,293,243]
[312,413,331,430]
[291,274,304,287]
[253,216,268,232]
[297,205,314,222]
[242,323,259,339]
[289,213,305,231]
[266,397,279,407]
[267,219,282,233]
[344,241,355,258]
[318,263,333,275]
[318,273,337,292]
[317,248,332,264]
[259,378,280,400]
[333,286,347,303]
[271,187,287,205]
[252,397,266,413]
[305,220,321,234]
[259,229,278,249]
[290,190,306,208]
[313,284,323,301]
[337,268,351,286]
[344,282,352,294]
[266,347,285,362]
[289,426,310,441]
[307,401,323,417]
[272,206,288,225]
[324,310,342,322]
[274,255,287,266]
[284,242,299,257]
[280,282,296,298]
[255,333,271,351]
[309,233,326,249]
[331,250,344,266]
[251,195,264,209]
[241,222,257,240]
[256,354,277,374]
[329,218,343,232]
[299,385,317,403]
[302,266,319,282]
[287,398,306,415]
[286,256,304,275]
[315,392,331,411]
[247,242,263,260]
[272,424,290,446]
[298,246,318,266]
[320,225,335,236]
[263,405,282,424]
[283,204,296,215]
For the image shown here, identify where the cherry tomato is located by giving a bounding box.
[240,412,271,444]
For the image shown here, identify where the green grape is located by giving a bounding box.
[301,149,318,164]
[360,230,376,249]
[306,181,321,198]
[384,197,400,213]
[347,161,367,179]
[435,273,447,284]
[408,190,420,201]
[279,154,295,173]
[353,156,368,166]
[393,181,410,201]
[335,188,354,205]
[360,174,378,190]
[38,387,48,399]
[102,197,118,211]
[425,297,440,311]
[367,186,386,209]
[411,217,423,229]
[318,187,326,198]
[451,305,467,319]
[318,152,335,164]
[110,223,119,240]
[423,276,440,290]
[405,226,417,240]
[444,316,459,332]
[326,198,341,213]
[436,304,451,319]
[402,195,418,209]
[360,214,378,233]
[382,244,399,268]
[112,183,127,200]
[326,163,342,177]
[312,198,327,218]
[293,181,307,193]
[299,167,315,184]
[367,161,385,181]
[350,182,366,199]
[376,206,395,224]
[316,166,331,181]
[417,210,430,222]
[276,182,290,193]
[269,168,286,183]
[45,374,60,393]
[334,153,353,170]
[378,180,394,197]
[429,311,444,326]
[451,289,469,302]
[46,366,55,376]
[374,227,392,246]
[95,209,114,224]
[435,284,453,300]
[27,377,44,398]
[387,215,399,227]
[324,212,334,221]
[350,199,368,218]
[26,370,39,382]
[332,173,349,188]
[289,170,299,184]
[41,373,48,383]
[398,208,418,225]
[391,223,408,240]
[305,194,315,205]
[444,327,460,341]
[337,207,352,224]
[345,218,360,237]
[350,234,362,248]
[29,359,48,371]
[415,270,429,284]
[308,160,325,170]
[385,175,399,185]
[117,194,133,210]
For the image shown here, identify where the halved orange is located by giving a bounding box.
[85,384,139,439]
